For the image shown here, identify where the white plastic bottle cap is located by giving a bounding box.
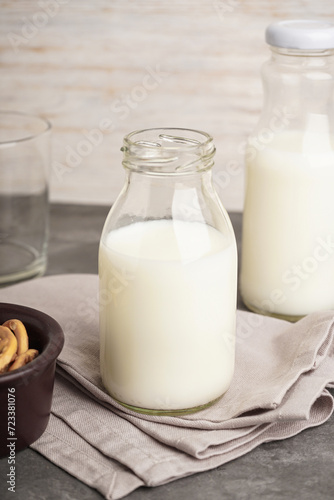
[266,20,334,50]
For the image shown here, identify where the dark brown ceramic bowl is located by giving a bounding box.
[0,303,64,458]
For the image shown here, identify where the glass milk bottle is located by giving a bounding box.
[99,128,237,415]
[241,20,334,321]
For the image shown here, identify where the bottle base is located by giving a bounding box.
[110,394,223,416]
[242,297,304,323]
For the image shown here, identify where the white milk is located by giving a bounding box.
[99,219,237,411]
[241,129,334,318]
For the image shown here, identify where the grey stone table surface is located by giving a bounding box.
[0,203,333,500]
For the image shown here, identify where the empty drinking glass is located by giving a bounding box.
[0,111,51,286]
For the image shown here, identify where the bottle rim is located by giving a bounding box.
[121,127,216,175]
[269,46,334,57]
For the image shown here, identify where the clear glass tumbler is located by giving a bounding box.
[0,111,51,287]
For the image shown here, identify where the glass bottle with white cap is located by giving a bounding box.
[240,20,334,321]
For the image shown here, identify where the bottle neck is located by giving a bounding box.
[124,166,213,192]
[256,46,334,133]
[119,128,217,225]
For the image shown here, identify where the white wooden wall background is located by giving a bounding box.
[0,0,333,210]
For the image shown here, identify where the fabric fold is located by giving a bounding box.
[1,274,333,500]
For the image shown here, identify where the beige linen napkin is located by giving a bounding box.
[0,274,333,500]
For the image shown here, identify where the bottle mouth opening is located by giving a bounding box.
[121,127,215,174]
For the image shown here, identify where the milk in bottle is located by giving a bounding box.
[99,128,237,414]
